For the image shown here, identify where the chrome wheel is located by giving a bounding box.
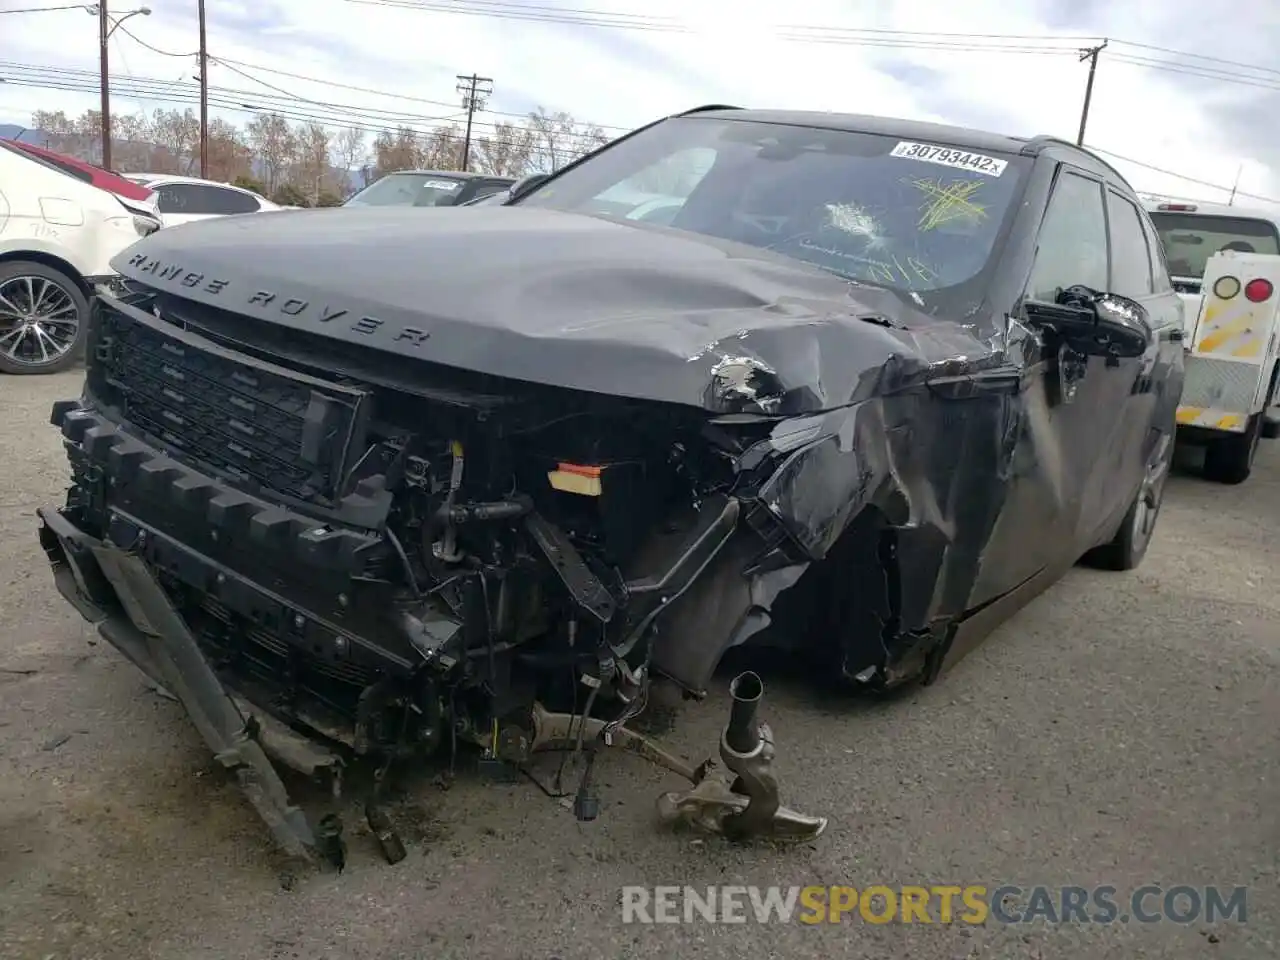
[0,273,82,368]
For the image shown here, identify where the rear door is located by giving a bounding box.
[1074,188,1182,547]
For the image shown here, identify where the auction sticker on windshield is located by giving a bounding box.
[423,180,460,190]
[890,142,1008,177]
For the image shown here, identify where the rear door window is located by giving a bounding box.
[1106,190,1155,298]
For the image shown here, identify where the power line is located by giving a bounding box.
[1,74,598,151]
[1085,145,1280,206]
[207,56,633,130]
[112,20,197,58]
[1,62,491,127]
[1109,38,1280,79]
[0,61,610,148]
[0,3,89,12]
[1107,52,1280,93]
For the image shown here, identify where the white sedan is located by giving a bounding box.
[120,173,284,227]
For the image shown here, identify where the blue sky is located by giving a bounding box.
[3,0,1279,209]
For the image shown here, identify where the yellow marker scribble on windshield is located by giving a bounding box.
[908,177,987,232]
[861,256,939,288]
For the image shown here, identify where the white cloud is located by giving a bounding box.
[2,0,1279,210]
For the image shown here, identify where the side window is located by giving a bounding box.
[1138,210,1172,292]
[1027,170,1109,301]
[1106,190,1155,298]
[154,184,188,213]
[211,187,261,215]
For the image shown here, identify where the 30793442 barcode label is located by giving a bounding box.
[889,141,1009,177]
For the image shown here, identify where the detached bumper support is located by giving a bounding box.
[38,506,322,864]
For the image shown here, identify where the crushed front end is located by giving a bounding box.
[37,284,848,859]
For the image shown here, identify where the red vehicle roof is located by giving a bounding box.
[2,139,155,203]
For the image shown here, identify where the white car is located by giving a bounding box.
[0,140,162,375]
[121,173,283,226]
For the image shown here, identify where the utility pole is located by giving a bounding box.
[198,0,208,177]
[1075,39,1108,147]
[456,73,493,172]
[98,0,111,168]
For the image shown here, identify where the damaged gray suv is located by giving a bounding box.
[37,106,1184,863]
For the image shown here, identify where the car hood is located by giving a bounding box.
[111,207,997,414]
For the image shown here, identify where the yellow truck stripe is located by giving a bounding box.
[1198,316,1254,353]
[1176,405,1249,432]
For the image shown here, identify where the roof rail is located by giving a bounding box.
[1020,135,1133,187]
[676,104,744,116]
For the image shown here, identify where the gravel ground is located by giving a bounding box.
[1,369,1277,960]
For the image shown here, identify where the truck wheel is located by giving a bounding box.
[1203,413,1263,485]
[1083,431,1173,572]
[0,261,90,375]
[1264,416,1280,440]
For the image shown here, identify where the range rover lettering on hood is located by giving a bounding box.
[122,252,432,347]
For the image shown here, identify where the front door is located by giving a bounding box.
[970,165,1119,604]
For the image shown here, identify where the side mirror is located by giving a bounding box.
[1024,286,1153,359]
[507,172,551,203]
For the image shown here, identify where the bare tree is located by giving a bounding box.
[472,120,536,177]
[25,105,618,191]
[246,112,297,194]
[206,118,252,183]
[333,125,368,195]
[294,122,333,204]
[421,122,463,170]
[372,126,422,177]
[525,107,611,173]
[29,110,78,153]
[150,108,201,174]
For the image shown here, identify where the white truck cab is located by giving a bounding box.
[1144,200,1280,483]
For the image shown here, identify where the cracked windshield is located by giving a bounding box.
[518,117,1027,305]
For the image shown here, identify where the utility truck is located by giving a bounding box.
[1145,200,1280,483]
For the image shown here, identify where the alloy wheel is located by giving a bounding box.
[0,274,82,368]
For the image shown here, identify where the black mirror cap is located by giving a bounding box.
[1090,292,1154,358]
[1024,287,1153,359]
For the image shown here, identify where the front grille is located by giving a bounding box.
[92,300,369,505]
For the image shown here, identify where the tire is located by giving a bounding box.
[0,261,90,376]
[1203,412,1264,485]
[1263,417,1280,441]
[1082,430,1174,572]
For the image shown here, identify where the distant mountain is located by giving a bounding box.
[0,123,43,144]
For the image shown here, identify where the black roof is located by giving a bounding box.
[674,106,1135,194]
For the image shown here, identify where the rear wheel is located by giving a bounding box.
[1082,430,1173,572]
[0,261,89,375]
[1203,412,1264,485]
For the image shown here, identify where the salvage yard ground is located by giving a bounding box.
[1,369,1277,960]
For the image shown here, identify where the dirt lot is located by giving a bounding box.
[1,369,1277,960]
